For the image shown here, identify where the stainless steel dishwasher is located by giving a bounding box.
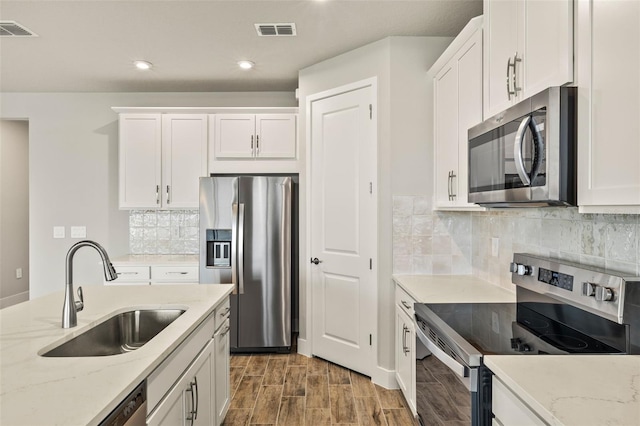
[99,381,147,426]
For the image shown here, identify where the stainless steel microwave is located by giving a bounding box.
[467,87,576,207]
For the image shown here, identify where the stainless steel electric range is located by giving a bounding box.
[413,253,640,426]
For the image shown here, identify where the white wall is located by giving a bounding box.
[0,92,296,299]
[0,120,30,307]
[298,36,451,379]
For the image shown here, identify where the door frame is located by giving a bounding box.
[304,77,378,375]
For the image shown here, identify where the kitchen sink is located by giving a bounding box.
[41,309,185,357]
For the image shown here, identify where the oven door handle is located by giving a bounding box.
[415,322,470,388]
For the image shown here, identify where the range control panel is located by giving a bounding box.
[538,268,574,291]
[510,253,636,324]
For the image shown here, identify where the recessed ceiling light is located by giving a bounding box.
[134,60,153,70]
[237,60,254,70]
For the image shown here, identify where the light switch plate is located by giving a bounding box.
[16,268,23,279]
[70,226,87,238]
[53,226,65,239]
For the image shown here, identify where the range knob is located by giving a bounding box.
[582,282,596,297]
[595,286,614,302]
[510,338,531,352]
[509,262,532,276]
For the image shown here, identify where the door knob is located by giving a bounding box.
[310,257,323,265]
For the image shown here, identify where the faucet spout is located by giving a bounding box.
[62,240,118,328]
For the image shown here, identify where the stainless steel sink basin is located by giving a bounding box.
[42,309,185,357]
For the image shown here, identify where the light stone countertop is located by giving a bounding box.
[485,355,640,426]
[392,274,516,304]
[0,284,233,426]
[111,254,199,266]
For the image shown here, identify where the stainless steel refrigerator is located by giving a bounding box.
[199,175,297,352]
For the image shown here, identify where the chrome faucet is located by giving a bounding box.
[62,240,118,328]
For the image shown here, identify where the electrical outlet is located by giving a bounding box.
[70,226,87,238]
[16,268,23,279]
[53,226,65,239]
[491,311,500,334]
[491,237,499,257]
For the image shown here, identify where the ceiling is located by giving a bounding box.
[0,0,482,93]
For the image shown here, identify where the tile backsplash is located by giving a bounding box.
[129,210,199,255]
[392,196,640,290]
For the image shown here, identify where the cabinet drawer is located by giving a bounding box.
[147,313,215,414]
[492,377,545,426]
[109,266,150,284]
[395,285,416,317]
[214,297,230,331]
[151,266,198,283]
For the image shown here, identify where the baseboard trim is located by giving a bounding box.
[371,365,398,390]
[297,338,311,357]
[0,291,29,309]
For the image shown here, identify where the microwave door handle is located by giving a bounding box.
[529,117,545,183]
[514,116,532,186]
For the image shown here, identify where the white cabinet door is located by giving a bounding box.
[148,340,213,426]
[484,0,520,118]
[119,114,162,209]
[457,30,484,206]
[162,114,208,209]
[434,62,459,207]
[576,0,640,212]
[484,0,573,118]
[214,114,255,158]
[395,306,415,413]
[521,0,573,99]
[492,377,546,426]
[214,319,230,425]
[255,114,297,158]
[434,27,483,210]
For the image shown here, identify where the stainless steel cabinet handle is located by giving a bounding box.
[166,185,170,204]
[166,271,188,275]
[450,171,457,201]
[220,307,230,316]
[506,57,513,100]
[447,171,452,201]
[185,382,195,425]
[220,325,231,336]
[401,301,411,310]
[193,376,199,420]
[403,326,411,354]
[250,134,254,154]
[256,134,260,155]
[155,185,160,205]
[116,272,139,275]
[512,52,522,95]
[401,324,407,353]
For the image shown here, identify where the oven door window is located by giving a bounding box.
[469,109,546,193]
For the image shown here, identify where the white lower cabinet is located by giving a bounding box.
[148,340,213,426]
[105,264,198,285]
[213,319,230,425]
[492,377,545,426]
[147,296,230,426]
[394,283,417,415]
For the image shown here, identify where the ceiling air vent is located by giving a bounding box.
[0,21,37,37]
[255,23,297,37]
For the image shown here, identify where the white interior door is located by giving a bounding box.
[309,83,376,377]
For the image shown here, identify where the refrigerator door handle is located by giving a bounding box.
[237,202,245,295]
[231,203,238,293]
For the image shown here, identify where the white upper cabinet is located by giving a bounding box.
[432,18,484,210]
[118,113,207,209]
[162,114,208,208]
[483,0,573,118]
[119,114,162,209]
[575,0,640,213]
[214,113,296,160]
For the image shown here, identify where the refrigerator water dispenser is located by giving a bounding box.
[206,229,232,268]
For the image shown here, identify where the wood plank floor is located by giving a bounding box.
[223,353,416,425]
